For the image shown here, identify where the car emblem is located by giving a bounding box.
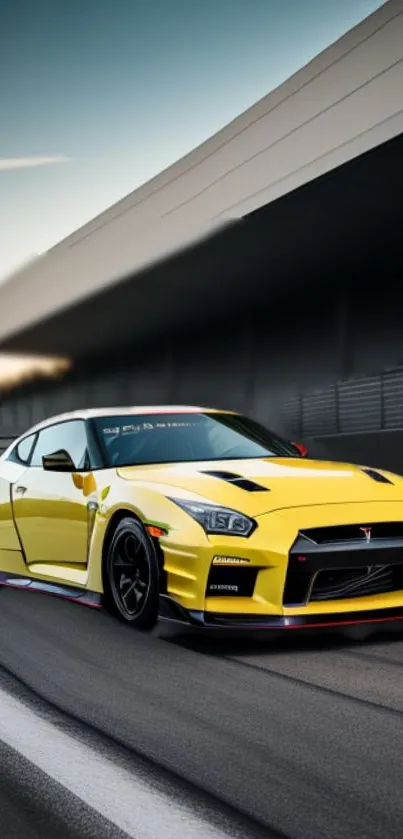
[360,526,372,544]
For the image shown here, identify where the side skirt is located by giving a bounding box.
[0,572,102,609]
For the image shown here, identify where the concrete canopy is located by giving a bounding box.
[0,0,402,359]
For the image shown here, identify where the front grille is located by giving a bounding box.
[310,565,399,602]
[284,522,403,606]
[206,565,258,598]
[299,522,403,544]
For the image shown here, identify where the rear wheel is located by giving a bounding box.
[104,517,159,629]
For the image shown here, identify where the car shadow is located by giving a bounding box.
[162,623,403,659]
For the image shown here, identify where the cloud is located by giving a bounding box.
[0,155,70,171]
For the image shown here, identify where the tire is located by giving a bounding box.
[103,517,159,629]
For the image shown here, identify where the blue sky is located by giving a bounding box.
[0,0,384,281]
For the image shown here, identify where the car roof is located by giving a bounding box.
[24,405,233,436]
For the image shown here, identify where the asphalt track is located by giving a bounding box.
[0,737,128,839]
[2,590,403,838]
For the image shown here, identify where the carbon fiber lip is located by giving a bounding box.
[186,606,403,631]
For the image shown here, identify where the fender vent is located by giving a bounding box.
[201,470,268,492]
[362,468,393,485]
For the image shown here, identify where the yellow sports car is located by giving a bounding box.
[1,405,403,634]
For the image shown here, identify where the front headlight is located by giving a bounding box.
[170,498,256,537]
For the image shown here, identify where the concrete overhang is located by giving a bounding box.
[0,0,403,352]
[0,128,402,361]
[0,0,402,359]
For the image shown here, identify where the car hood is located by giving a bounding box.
[117,458,403,516]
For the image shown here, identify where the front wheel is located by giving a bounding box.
[104,517,159,629]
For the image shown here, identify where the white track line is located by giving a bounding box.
[0,686,233,839]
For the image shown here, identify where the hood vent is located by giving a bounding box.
[362,468,394,485]
[201,470,269,492]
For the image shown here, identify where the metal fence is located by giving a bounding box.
[2,365,403,448]
[282,367,403,440]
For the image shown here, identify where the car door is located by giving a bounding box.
[0,433,37,555]
[12,420,95,566]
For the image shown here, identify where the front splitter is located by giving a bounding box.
[191,605,403,631]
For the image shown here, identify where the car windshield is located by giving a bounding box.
[94,412,301,467]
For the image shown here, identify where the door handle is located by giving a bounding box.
[15,485,27,495]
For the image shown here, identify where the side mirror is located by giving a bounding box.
[42,449,75,472]
[292,441,308,457]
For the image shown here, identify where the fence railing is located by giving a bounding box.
[282,367,403,440]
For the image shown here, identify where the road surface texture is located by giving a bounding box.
[1,588,403,839]
[0,670,263,839]
[0,736,128,839]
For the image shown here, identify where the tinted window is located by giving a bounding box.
[95,412,300,467]
[31,421,89,469]
[8,434,36,465]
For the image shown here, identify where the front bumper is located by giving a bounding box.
[161,502,403,624]
[158,595,403,635]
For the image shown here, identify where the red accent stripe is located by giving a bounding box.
[241,614,403,631]
[287,614,403,630]
[0,581,102,609]
[128,407,204,414]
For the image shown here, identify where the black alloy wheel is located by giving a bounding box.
[104,517,159,629]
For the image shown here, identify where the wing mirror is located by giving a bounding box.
[292,441,308,457]
[42,449,75,472]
